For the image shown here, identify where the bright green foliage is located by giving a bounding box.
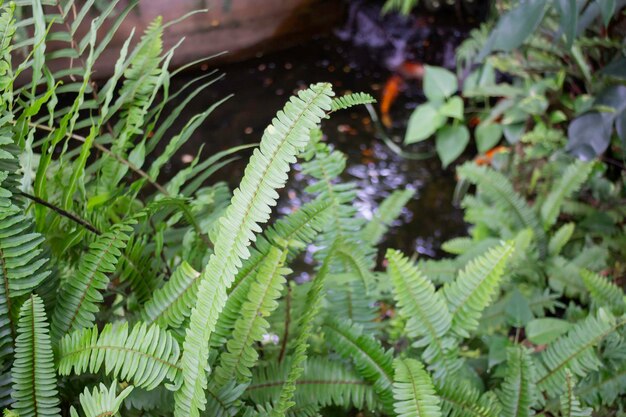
[69,382,134,417]
[540,161,593,229]
[580,270,625,314]
[560,371,592,417]
[57,322,180,390]
[10,295,60,417]
[498,346,537,417]
[330,92,376,112]
[393,358,442,417]
[437,379,502,417]
[362,189,414,245]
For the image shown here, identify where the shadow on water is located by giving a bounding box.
[162,30,467,261]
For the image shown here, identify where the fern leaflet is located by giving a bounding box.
[393,358,442,417]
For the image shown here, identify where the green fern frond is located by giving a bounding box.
[10,294,60,417]
[443,241,515,337]
[69,382,134,417]
[393,358,442,417]
[498,346,538,417]
[548,223,575,256]
[212,246,289,387]
[57,321,180,390]
[322,318,395,413]
[116,235,161,306]
[325,276,379,333]
[577,365,626,407]
[176,83,333,417]
[246,357,377,411]
[560,370,592,417]
[580,270,625,314]
[330,92,376,112]
[437,379,502,417]
[540,161,593,229]
[361,189,414,245]
[51,222,134,339]
[203,381,246,417]
[536,309,620,398]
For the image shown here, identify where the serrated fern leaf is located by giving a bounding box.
[322,318,395,413]
[213,246,289,388]
[330,92,376,112]
[361,189,414,245]
[10,294,60,417]
[443,241,515,337]
[560,370,592,417]
[580,269,625,314]
[69,382,133,417]
[51,222,134,340]
[325,276,379,333]
[57,321,180,390]
[176,83,333,417]
[548,223,575,256]
[393,358,442,417]
[535,309,621,398]
[437,379,501,417]
[498,346,537,417]
[540,161,592,229]
[203,382,247,417]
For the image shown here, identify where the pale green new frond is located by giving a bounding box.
[246,357,377,411]
[57,321,180,390]
[141,261,200,328]
[548,223,575,256]
[393,358,442,417]
[560,370,592,417]
[443,241,515,337]
[437,379,501,417]
[536,309,619,398]
[51,222,134,340]
[540,160,593,229]
[213,246,289,388]
[580,269,625,314]
[322,318,395,413]
[176,83,333,417]
[498,346,538,417]
[10,294,60,417]
[330,92,376,112]
[69,382,133,417]
[361,189,414,245]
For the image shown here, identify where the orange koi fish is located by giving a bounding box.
[475,145,509,166]
[380,61,425,128]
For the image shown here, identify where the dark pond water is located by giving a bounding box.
[162,17,468,260]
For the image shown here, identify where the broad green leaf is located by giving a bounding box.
[423,65,457,102]
[436,125,469,168]
[505,290,533,328]
[556,0,578,47]
[526,318,571,345]
[439,96,464,120]
[597,0,616,26]
[405,103,445,144]
[475,123,502,153]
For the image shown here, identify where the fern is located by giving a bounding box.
[361,189,414,245]
[330,92,376,112]
[443,241,515,337]
[540,161,593,229]
[203,382,247,417]
[580,270,625,314]
[548,223,575,255]
[437,379,502,417]
[69,382,134,417]
[497,346,538,417]
[392,358,442,417]
[176,83,333,417]
[10,294,60,417]
[51,221,134,339]
[560,370,592,417]
[57,321,180,390]
[325,276,379,333]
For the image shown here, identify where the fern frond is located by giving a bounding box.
[580,270,625,314]
[536,309,621,398]
[560,370,592,417]
[10,294,60,417]
[330,92,376,112]
[212,246,289,387]
[437,379,501,417]
[540,161,592,229]
[202,382,246,417]
[548,223,575,256]
[69,382,133,417]
[51,222,134,339]
[361,189,413,245]
[443,241,515,337]
[176,83,333,417]
[498,346,538,417]
[246,357,377,411]
[322,318,395,413]
[577,365,626,407]
[116,235,161,305]
[393,358,442,417]
[57,321,180,390]
[325,276,379,333]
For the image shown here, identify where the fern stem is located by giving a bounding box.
[277,284,291,364]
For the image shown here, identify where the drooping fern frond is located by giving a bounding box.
[442,241,515,337]
[212,246,289,388]
[386,249,461,378]
[325,276,379,334]
[361,189,414,245]
[246,357,377,411]
[548,223,575,256]
[540,160,593,229]
[175,83,333,417]
[322,318,395,413]
[51,221,134,340]
[577,365,626,408]
[497,346,538,417]
[580,269,625,314]
[437,379,502,417]
[393,358,442,417]
[10,294,60,417]
[57,321,180,390]
[203,381,247,417]
[560,370,592,417]
[330,92,376,112]
[535,309,620,398]
[69,382,134,417]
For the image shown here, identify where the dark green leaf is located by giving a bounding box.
[423,66,457,102]
[436,125,469,168]
[526,318,571,345]
[405,103,446,144]
[475,123,502,153]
